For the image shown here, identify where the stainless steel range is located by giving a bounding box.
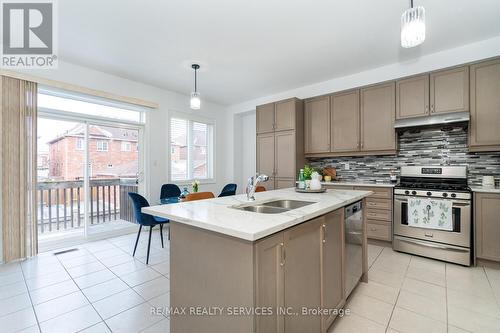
[393,166,472,266]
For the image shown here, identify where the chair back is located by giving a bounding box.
[160,184,181,199]
[255,186,266,192]
[219,183,237,197]
[185,191,215,201]
[128,192,155,226]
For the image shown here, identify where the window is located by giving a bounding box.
[96,140,108,151]
[76,138,84,150]
[121,141,131,151]
[38,86,149,123]
[170,117,213,181]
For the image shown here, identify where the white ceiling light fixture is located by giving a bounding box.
[401,0,426,48]
[190,64,201,110]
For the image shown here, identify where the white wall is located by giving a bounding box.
[0,61,232,262]
[23,61,230,200]
[233,111,256,193]
[225,35,500,182]
[0,60,231,262]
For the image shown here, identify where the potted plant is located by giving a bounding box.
[303,165,313,189]
[191,180,200,193]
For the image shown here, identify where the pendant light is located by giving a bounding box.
[401,0,426,48]
[190,64,201,110]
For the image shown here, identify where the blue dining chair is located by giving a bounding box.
[219,183,237,197]
[160,184,181,200]
[128,192,169,265]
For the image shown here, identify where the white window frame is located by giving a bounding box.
[76,137,84,150]
[168,112,215,185]
[121,141,131,151]
[96,140,109,152]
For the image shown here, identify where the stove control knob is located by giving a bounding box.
[442,193,448,198]
[427,192,432,196]
[405,190,410,195]
[411,191,417,195]
[451,193,456,198]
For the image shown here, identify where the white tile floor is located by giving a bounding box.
[0,229,170,333]
[2,231,500,333]
[330,244,500,333]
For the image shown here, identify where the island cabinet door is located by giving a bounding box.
[283,218,323,333]
[255,232,285,333]
[320,209,345,332]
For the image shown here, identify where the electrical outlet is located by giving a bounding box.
[344,163,350,170]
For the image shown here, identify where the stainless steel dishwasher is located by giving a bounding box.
[345,200,363,297]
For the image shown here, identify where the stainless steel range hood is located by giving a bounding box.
[394,111,470,129]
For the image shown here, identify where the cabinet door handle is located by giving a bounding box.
[431,105,435,113]
[361,142,364,149]
[322,224,326,244]
[280,242,285,266]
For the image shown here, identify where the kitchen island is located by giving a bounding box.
[144,188,372,333]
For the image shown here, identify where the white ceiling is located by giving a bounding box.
[59,0,500,105]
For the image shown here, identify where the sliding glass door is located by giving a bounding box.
[36,86,148,249]
[37,118,86,240]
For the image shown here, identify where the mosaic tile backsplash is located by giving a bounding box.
[307,124,500,186]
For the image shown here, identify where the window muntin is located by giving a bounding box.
[121,141,131,151]
[96,140,109,151]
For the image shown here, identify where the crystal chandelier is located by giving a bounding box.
[401,0,426,48]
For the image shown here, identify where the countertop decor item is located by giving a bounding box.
[295,187,327,193]
[192,180,200,192]
[310,171,322,190]
[322,167,337,180]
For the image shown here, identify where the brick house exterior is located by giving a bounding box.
[48,124,138,180]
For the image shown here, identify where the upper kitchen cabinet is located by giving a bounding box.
[256,98,304,189]
[470,58,500,152]
[331,90,360,153]
[396,74,429,119]
[257,98,300,134]
[275,99,297,131]
[256,102,275,134]
[304,95,331,154]
[430,66,469,114]
[360,82,396,153]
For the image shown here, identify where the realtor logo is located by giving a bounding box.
[1,0,58,68]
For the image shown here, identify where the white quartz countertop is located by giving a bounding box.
[470,186,500,194]
[143,188,372,241]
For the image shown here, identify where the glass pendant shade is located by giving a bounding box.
[401,6,425,48]
[190,91,201,110]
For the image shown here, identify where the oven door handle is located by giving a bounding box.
[394,196,470,207]
[399,238,469,252]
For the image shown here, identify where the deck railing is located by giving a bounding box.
[36,178,138,234]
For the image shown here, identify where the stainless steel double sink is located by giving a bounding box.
[233,199,316,214]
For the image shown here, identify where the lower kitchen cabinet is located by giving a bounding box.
[254,209,347,333]
[475,192,500,262]
[255,232,285,333]
[325,185,393,242]
[354,187,392,241]
[321,209,345,331]
[284,218,322,333]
